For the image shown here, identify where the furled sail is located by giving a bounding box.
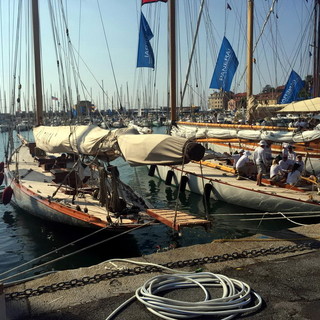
[33,125,138,160]
[172,124,320,144]
[117,134,204,166]
[33,125,205,165]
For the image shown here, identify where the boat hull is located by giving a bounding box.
[152,163,320,213]
[4,169,105,229]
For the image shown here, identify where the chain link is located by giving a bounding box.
[5,241,319,301]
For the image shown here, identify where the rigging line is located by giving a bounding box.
[48,1,71,110]
[96,0,122,110]
[1,221,154,283]
[180,0,205,109]
[0,223,111,279]
[58,0,83,104]
[237,0,278,86]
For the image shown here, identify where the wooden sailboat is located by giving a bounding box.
[1,0,208,232]
[148,0,320,216]
[171,0,320,175]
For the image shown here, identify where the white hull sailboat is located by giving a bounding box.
[144,0,320,216]
[151,160,320,214]
[1,0,208,232]
[171,1,320,174]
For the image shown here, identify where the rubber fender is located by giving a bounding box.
[165,170,175,185]
[148,164,156,177]
[203,183,213,204]
[2,186,13,205]
[0,162,4,172]
[0,172,3,185]
[179,175,189,192]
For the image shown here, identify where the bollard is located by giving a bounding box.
[0,283,6,320]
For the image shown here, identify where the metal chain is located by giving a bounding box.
[5,241,319,301]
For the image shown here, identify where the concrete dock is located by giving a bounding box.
[3,223,320,320]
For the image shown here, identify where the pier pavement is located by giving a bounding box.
[3,223,320,320]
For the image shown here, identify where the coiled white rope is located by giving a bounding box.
[106,271,262,320]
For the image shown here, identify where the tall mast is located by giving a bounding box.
[246,0,253,103]
[169,0,177,124]
[246,0,254,123]
[31,0,43,126]
[313,0,320,97]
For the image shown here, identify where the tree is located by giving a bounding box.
[262,84,275,93]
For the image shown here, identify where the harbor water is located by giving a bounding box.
[0,128,294,282]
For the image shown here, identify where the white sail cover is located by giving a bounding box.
[173,124,320,144]
[33,125,200,165]
[117,134,191,166]
[33,125,138,159]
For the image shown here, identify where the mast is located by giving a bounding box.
[246,0,254,123]
[313,0,320,98]
[31,0,43,126]
[169,0,177,124]
[246,0,253,103]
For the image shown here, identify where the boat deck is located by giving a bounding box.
[160,159,320,212]
[10,144,212,231]
[194,160,320,200]
[10,145,135,225]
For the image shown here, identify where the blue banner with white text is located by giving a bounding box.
[278,70,304,104]
[210,37,239,91]
[137,12,154,68]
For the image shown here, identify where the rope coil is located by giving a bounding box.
[107,272,262,320]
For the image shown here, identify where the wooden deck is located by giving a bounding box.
[146,208,211,232]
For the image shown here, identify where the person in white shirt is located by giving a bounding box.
[279,155,294,172]
[236,151,252,179]
[281,142,289,158]
[270,158,285,183]
[287,145,296,161]
[286,163,301,185]
[232,150,244,169]
[253,140,268,186]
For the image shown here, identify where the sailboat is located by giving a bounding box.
[170,0,320,175]
[0,0,206,232]
[144,0,320,217]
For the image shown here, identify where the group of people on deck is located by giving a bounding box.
[231,140,306,187]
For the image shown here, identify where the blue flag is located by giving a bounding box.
[210,37,239,91]
[278,70,304,104]
[137,13,154,68]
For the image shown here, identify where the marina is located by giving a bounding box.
[1,0,320,319]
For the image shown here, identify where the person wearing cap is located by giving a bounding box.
[287,145,296,162]
[232,149,244,169]
[236,150,254,179]
[253,140,268,186]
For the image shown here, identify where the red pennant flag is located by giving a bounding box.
[142,0,167,5]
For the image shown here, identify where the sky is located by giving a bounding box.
[0,0,315,112]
